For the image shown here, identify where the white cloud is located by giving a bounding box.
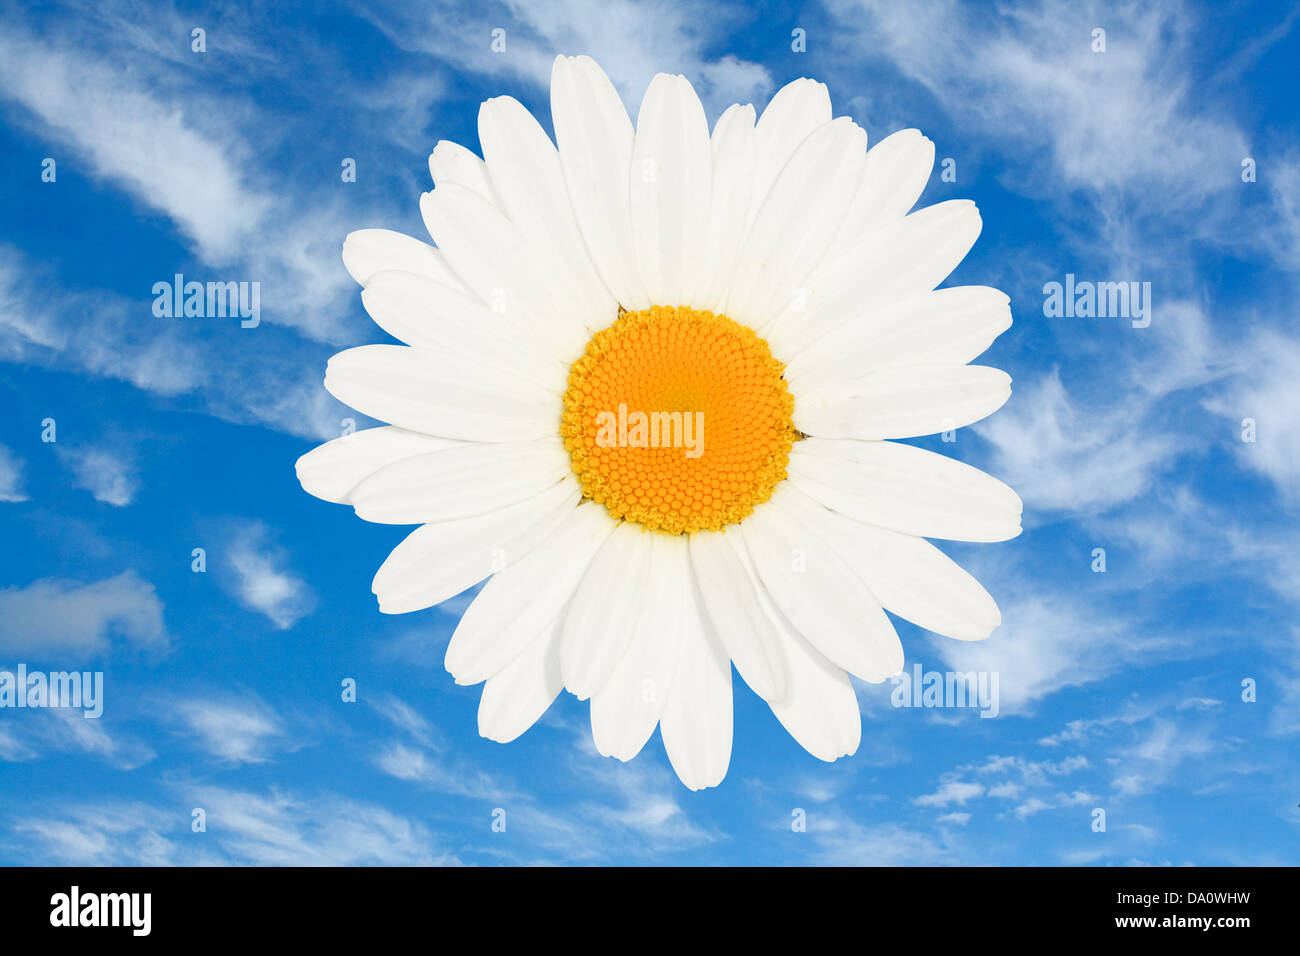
[0,444,27,502]
[368,694,516,800]
[1177,697,1222,712]
[0,570,167,659]
[371,739,515,805]
[362,0,773,119]
[1205,330,1300,503]
[0,33,270,264]
[0,708,154,770]
[933,581,1166,714]
[910,750,1099,824]
[0,723,35,761]
[198,787,458,865]
[57,444,137,506]
[1007,790,1093,822]
[0,27,359,345]
[1269,153,1300,269]
[0,243,353,443]
[914,779,985,807]
[172,696,285,764]
[11,789,456,866]
[972,754,1089,784]
[371,694,443,750]
[1110,717,1216,796]
[374,741,438,781]
[807,816,951,866]
[570,732,717,849]
[11,802,206,866]
[1019,701,1236,810]
[976,368,1175,516]
[222,522,314,629]
[0,253,206,397]
[1012,797,1053,820]
[360,702,625,863]
[829,0,1252,247]
[1035,700,1166,750]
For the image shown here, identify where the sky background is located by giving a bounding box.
[1,0,1298,866]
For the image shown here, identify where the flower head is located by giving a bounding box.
[297,56,1022,790]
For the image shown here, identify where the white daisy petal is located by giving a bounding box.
[350,438,571,525]
[742,486,903,683]
[342,229,456,288]
[445,501,615,685]
[630,73,712,307]
[749,77,833,224]
[788,438,1023,542]
[783,286,1013,388]
[477,95,617,331]
[551,54,650,310]
[420,184,588,362]
[560,521,657,700]
[372,479,579,614]
[295,426,457,505]
[724,118,867,331]
[765,199,984,356]
[660,589,732,791]
[825,516,1002,641]
[478,619,564,743]
[692,103,757,313]
[688,529,789,702]
[793,364,1012,440]
[428,139,497,205]
[774,482,1001,639]
[590,534,688,761]
[834,129,935,248]
[767,618,862,762]
[324,344,562,442]
[360,271,568,392]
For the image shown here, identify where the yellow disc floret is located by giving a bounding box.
[561,305,797,535]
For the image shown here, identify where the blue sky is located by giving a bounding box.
[1,0,1298,866]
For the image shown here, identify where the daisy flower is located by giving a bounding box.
[296,55,1022,790]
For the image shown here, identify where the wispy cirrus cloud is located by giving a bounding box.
[185,785,459,865]
[976,368,1176,517]
[827,0,1257,246]
[218,521,315,630]
[170,695,287,764]
[914,779,985,808]
[0,247,354,440]
[0,444,27,502]
[0,20,364,344]
[1204,329,1300,504]
[9,788,457,866]
[805,816,953,866]
[931,577,1162,715]
[360,0,773,117]
[0,32,270,264]
[0,708,155,771]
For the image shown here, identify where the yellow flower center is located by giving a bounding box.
[561,305,797,535]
